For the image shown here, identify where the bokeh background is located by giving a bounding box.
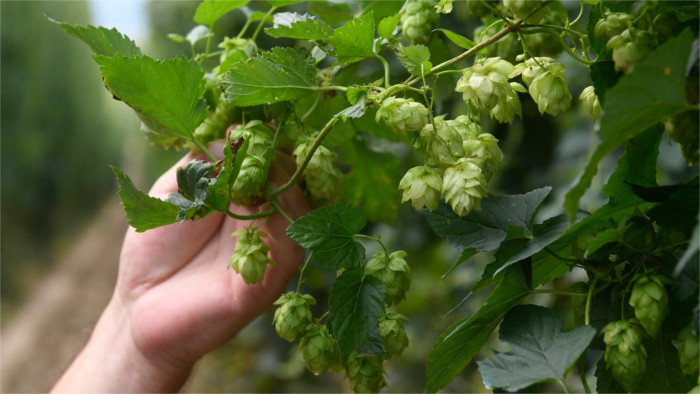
[1,1,694,392]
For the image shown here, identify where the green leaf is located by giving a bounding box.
[221,47,317,106]
[564,30,695,221]
[335,96,366,120]
[51,19,141,57]
[265,12,333,40]
[167,160,215,221]
[94,55,207,140]
[327,12,376,63]
[443,248,478,278]
[634,333,694,392]
[477,305,596,391]
[307,2,355,25]
[638,177,699,237]
[396,45,432,76]
[111,166,179,232]
[194,0,249,26]
[286,203,366,269]
[340,137,400,223]
[435,28,476,50]
[426,264,531,393]
[185,25,212,45]
[377,13,402,40]
[355,327,386,356]
[329,267,386,359]
[425,187,552,252]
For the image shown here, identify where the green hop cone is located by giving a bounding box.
[680,140,699,167]
[218,36,254,64]
[229,229,275,285]
[229,121,274,206]
[678,324,700,376]
[462,133,503,180]
[300,324,341,375]
[594,11,631,43]
[273,291,316,342]
[606,28,656,73]
[293,138,342,205]
[629,275,669,337]
[345,353,387,393]
[527,62,571,116]
[510,56,555,87]
[602,320,648,391]
[418,115,465,168]
[399,166,443,211]
[379,312,409,356]
[503,0,550,24]
[665,110,699,145]
[375,97,429,137]
[456,57,516,109]
[366,251,411,306]
[442,158,489,216]
[579,86,602,121]
[400,0,439,45]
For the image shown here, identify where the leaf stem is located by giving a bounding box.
[375,54,391,88]
[354,233,390,257]
[222,207,275,221]
[301,92,322,122]
[296,252,313,293]
[584,275,600,326]
[194,140,219,162]
[251,6,277,43]
[270,199,293,224]
[558,379,571,394]
[236,17,253,39]
[268,116,339,199]
[579,350,592,394]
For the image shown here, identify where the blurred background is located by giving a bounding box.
[1,1,694,393]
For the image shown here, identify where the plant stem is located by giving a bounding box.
[296,252,313,293]
[376,54,391,88]
[301,93,322,122]
[270,199,293,223]
[194,140,219,162]
[222,207,275,221]
[236,17,253,39]
[584,275,600,326]
[579,350,592,394]
[251,6,277,43]
[268,116,339,199]
[354,234,390,257]
[558,379,571,394]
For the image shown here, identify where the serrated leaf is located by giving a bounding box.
[221,47,317,106]
[426,264,531,393]
[378,13,402,39]
[397,45,432,76]
[327,12,376,63]
[443,248,478,278]
[425,187,552,252]
[94,55,207,140]
[477,305,596,392]
[111,166,179,232]
[51,19,141,57]
[168,160,215,221]
[308,1,355,25]
[329,267,386,358]
[194,0,249,26]
[565,30,695,221]
[435,28,476,49]
[265,12,333,40]
[355,324,386,356]
[286,203,366,269]
[335,96,366,120]
[340,138,400,223]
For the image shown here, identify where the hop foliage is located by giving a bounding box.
[628,275,669,337]
[401,0,439,45]
[345,353,387,393]
[229,229,275,284]
[273,291,316,342]
[365,251,411,306]
[602,320,648,391]
[300,324,341,375]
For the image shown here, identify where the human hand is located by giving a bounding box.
[53,141,310,392]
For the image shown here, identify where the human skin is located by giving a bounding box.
[52,141,310,392]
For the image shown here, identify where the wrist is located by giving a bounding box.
[52,296,192,393]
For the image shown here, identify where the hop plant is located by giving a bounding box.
[606,28,656,73]
[229,121,274,205]
[678,324,700,376]
[629,274,669,337]
[273,292,316,342]
[379,312,409,356]
[375,97,429,137]
[229,229,275,285]
[527,62,572,116]
[503,0,550,24]
[366,251,411,306]
[398,166,443,211]
[602,320,648,390]
[345,353,387,393]
[579,86,602,121]
[594,11,631,43]
[400,0,439,45]
[300,324,341,375]
[462,133,503,180]
[442,158,489,216]
[293,138,342,204]
[419,116,465,168]
[456,57,516,109]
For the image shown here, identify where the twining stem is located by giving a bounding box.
[268,116,339,199]
[376,54,391,88]
[584,275,600,326]
[270,199,293,223]
[354,234,390,257]
[236,17,253,39]
[296,252,313,293]
[194,140,219,162]
[221,207,275,221]
[251,6,277,43]
[579,350,592,394]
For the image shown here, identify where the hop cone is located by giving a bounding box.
[375,97,429,137]
[462,133,503,180]
[366,251,411,306]
[273,292,316,342]
[229,121,274,205]
[229,229,274,285]
[442,158,489,216]
[678,324,699,376]
[629,275,669,337]
[579,86,601,121]
[345,353,386,393]
[594,11,631,43]
[400,0,439,45]
[510,57,555,87]
[379,312,409,356]
[399,166,443,211]
[503,0,550,24]
[456,57,516,109]
[418,116,465,168]
[300,324,341,375]
[528,62,572,116]
[606,28,656,73]
[665,110,700,145]
[602,320,647,391]
[293,139,343,204]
